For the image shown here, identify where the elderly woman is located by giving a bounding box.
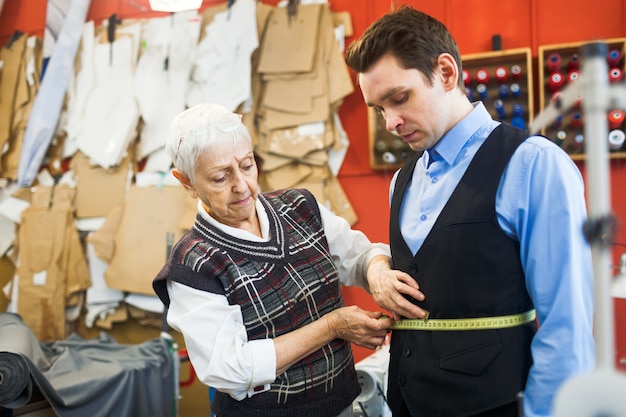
[153,103,403,417]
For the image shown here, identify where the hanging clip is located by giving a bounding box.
[6,30,24,48]
[227,0,236,20]
[287,0,299,25]
[107,13,122,65]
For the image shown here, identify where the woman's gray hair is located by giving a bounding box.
[165,103,252,181]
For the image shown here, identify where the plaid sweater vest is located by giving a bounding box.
[153,188,360,417]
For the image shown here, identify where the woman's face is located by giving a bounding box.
[178,135,259,228]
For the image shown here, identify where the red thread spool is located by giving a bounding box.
[608,110,625,130]
[607,49,623,68]
[609,68,623,83]
[495,66,508,83]
[547,53,562,73]
[567,54,580,72]
[475,68,490,84]
[548,72,565,92]
[567,70,580,84]
[462,69,471,86]
[510,64,522,80]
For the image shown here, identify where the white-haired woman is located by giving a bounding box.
[153,103,413,417]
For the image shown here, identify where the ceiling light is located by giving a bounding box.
[148,0,202,12]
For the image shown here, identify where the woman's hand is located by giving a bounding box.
[326,306,392,350]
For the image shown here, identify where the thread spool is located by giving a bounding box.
[547,53,562,73]
[512,103,524,118]
[567,54,580,72]
[570,133,584,152]
[510,83,521,98]
[608,110,625,130]
[476,83,488,100]
[609,68,623,83]
[567,70,580,84]
[495,66,508,83]
[511,116,525,130]
[552,115,563,128]
[510,64,522,80]
[571,112,583,129]
[465,87,474,101]
[548,72,565,92]
[382,151,397,164]
[462,69,471,86]
[554,130,567,147]
[494,99,507,119]
[498,84,509,100]
[607,49,623,68]
[608,130,625,151]
[476,68,490,84]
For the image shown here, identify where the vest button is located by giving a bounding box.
[398,375,406,387]
[402,347,411,357]
[410,265,418,274]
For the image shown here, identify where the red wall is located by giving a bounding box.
[3,0,626,363]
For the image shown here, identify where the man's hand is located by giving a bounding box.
[366,255,427,320]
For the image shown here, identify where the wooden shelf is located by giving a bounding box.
[538,38,626,159]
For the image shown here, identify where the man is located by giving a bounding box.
[345,6,595,417]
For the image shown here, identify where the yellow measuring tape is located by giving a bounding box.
[390,309,536,331]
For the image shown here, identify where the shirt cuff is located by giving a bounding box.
[246,338,276,397]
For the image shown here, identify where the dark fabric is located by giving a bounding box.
[468,401,520,417]
[0,313,175,417]
[388,124,536,417]
[154,188,360,417]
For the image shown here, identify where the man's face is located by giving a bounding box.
[358,53,453,152]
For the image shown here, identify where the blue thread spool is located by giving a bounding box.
[494,99,506,119]
[510,83,521,98]
[511,116,525,130]
[498,84,509,100]
[476,83,488,100]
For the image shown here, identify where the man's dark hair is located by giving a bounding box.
[345,6,464,89]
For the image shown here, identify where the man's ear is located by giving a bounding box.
[438,53,459,92]
[172,168,197,199]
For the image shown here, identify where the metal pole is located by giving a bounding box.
[581,42,615,371]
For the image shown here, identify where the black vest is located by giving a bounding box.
[388,124,537,416]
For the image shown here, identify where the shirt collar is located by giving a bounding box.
[197,197,270,242]
[430,101,494,166]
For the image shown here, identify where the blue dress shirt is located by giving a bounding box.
[390,102,596,417]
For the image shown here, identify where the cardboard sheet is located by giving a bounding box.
[104,184,189,295]
[256,3,322,74]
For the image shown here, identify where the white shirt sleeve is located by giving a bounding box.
[166,280,276,400]
[317,202,390,291]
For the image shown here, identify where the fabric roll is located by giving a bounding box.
[0,312,176,416]
[0,352,33,408]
